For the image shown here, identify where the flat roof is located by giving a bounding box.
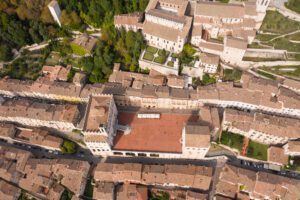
[113,111,198,153]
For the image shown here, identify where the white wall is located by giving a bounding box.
[48,3,61,27]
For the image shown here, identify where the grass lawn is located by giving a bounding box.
[256,70,276,80]
[242,57,284,62]
[216,0,230,3]
[247,140,268,161]
[255,34,279,42]
[158,49,170,56]
[260,10,300,34]
[146,46,158,54]
[288,53,300,61]
[167,61,174,67]
[263,37,300,52]
[45,52,61,65]
[70,43,90,56]
[171,53,179,58]
[201,74,216,85]
[223,69,242,81]
[285,32,300,40]
[285,0,300,14]
[143,52,154,61]
[220,131,244,152]
[154,55,167,64]
[248,42,269,49]
[261,65,300,78]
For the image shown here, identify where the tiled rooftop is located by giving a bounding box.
[113,111,198,153]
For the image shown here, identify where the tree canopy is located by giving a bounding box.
[61,140,77,154]
[79,28,146,83]
[0,44,12,61]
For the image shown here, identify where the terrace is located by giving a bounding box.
[140,46,179,71]
[113,111,199,153]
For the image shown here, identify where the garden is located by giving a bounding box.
[223,69,242,81]
[255,69,277,80]
[246,140,268,161]
[259,65,300,78]
[285,0,300,14]
[250,11,300,54]
[142,46,170,65]
[285,156,300,172]
[220,131,244,152]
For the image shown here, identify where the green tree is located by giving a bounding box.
[201,74,216,85]
[60,10,82,29]
[139,0,149,11]
[0,43,12,61]
[129,64,136,72]
[61,140,76,154]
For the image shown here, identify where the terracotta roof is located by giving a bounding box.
[185,123,211,148]
[0,98,79,124]
[0,123,16,138]
[278,87,300,109]
[16,129,63,149]
[83,95,113,132]
[72,35,97,52]
[143,21,180,42]
[268,146,289,165]
[200,53,220,65]
[254,172,300,200]
[199,40,224,52]
[114,12,143,26]
[283,79,300,91]
[186,191,209,200]
[93,182,114,200]
[143,15,192,42]
[146,0,189,16]
[216,179,238,198]
[285,140,300,153]
[114,111,198,153]
[218,164,256,194]
[147,9,186,23]
[116,183,148,200]
[73,72,86,86]
[225,36,248,50]
[95,163,213,191]
[195,2,245,18]
[224,108,300,139]
[244,1,257,16]
[192,25,202,37]
[0,179,21,200]
[167,75,185,88]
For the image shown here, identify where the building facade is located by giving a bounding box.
[48,0,62,27]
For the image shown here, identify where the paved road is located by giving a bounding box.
[105,156,218,167]
[0,139,99,163]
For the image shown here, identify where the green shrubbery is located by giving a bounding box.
[61,140,77,154]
